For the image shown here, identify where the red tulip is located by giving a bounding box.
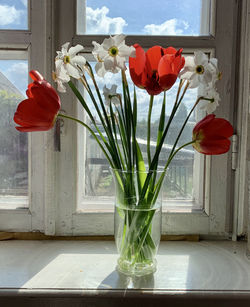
[129,44,185,95]
[192,114,233,155]
[14,70,61,132]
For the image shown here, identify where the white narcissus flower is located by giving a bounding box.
[103,85,121,108]
[92,34,135,76]
[55,42,86,79]
[179,51,214,88]
[199,86,220,114]
[52,60,70,93]
[92,41,119,77]
[209,58,222,85]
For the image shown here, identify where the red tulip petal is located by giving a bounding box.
[30,82,60,113]
[14,99,55,126]
[16,125,54,132]
[202,118,234,139]
[164,47,178,55]
[14,70,60,132]
[198,138,231,155]
[129,44,146,76]
[144,82,163,95]
[145,46,164,74]
[129,44,146,88]
[192,115,233,155]
[29,70,44,81]
[193,114,215,134]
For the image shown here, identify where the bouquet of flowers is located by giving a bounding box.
[13,34,233,276]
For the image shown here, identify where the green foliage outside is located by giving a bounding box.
[0,90,28,193]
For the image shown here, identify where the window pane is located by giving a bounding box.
[78,59,203,211]
[0,56,28,207]
[77,0,211,36]
[0,0,28,30]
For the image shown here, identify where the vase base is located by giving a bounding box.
[116,258,157,277]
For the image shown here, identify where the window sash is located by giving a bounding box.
[53,0,239,236]
[0,0,241,237]
[0,0,55,232]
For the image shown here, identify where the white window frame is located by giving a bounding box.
[0,0,246,238]
[0,0,56,233]
[53,0,240,237]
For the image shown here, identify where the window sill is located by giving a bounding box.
[0,240,250,306]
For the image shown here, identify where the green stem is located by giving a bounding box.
[147,95,154,166]
[139,81,189,204]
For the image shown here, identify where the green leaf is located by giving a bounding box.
[133,87,137,131]
[68,80,95,123]
[136,141,147,190]
[156,91,166,147]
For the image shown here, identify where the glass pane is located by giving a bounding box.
[0,56,28,207]
[77,0,210,36]
[79,59,203,211]
[0,0,28,30]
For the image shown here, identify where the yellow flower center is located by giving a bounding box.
[97,55,104,63]
[218,71,222,80]
[63,55,70,64]
[192,130,204,152]
[196,65,204,75]
[52,71,57,81]
[108,46,119,57]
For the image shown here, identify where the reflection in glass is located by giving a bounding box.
[0,60,28,198]
[0,0,28,30]
[77,0,210,36]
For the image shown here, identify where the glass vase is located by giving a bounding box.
[111,168,163,276]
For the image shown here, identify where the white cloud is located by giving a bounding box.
[5,62,28,95]
[86,6,127,34]
[0,5,23,26]
[144,18,189,35]
[21,0,28,8]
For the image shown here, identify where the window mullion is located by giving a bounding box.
[53,0,78,235]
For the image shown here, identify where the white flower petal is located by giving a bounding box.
[104,58,115,71]
[110,84,118,94]
[98,49,109,60]
[92,41,103,58]
[56,80,67,93]
[68,44,84,57]
[183,56,195,69]
[102,37,113,50]
[95,62,107,77]
[115,55,126,70]
[179,70,195,80]
[113,34,126,47]
[103,84,121,107]
[61,42,70,54]
[199,86,220,113]
[119,44,135,57]
[71,55,86,65]
[210,58,218,68]
[189,75,200,88]
[55,59,64,70]
[66,63,81,79]
[111,96,120,106]
[194,51,208,65]
[203,70,212,83]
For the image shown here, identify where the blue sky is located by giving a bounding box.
[0,0,202,34]
[0,0,27,30]
[85,0,202,35]
[0,0,200,115]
